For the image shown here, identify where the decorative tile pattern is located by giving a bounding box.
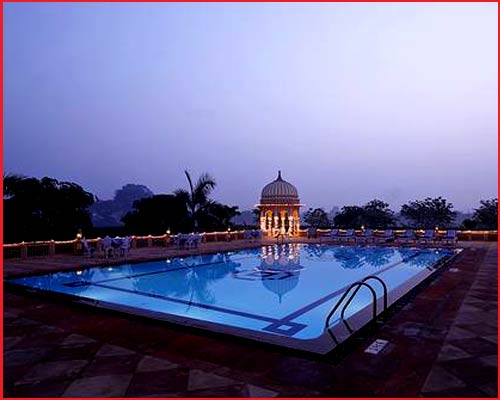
[421,244,497,397]
[3,242,497,397]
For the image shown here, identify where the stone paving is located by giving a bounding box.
[3,241,497,397]
[421,243,498,397]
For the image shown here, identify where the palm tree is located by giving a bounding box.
[174,170,216,231]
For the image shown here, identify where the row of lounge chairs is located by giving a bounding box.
[82,236,132,258]
[174,233,202,249]
[320,229,457,245]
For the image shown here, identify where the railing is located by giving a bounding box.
[312,229,497,242]
[3,228,497,260]
[325,276,388,344]
[3,230,249,259]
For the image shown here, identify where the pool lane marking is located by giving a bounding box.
[89,282,283,324]
[71,254,256,286]
[84,251,440,337]
[275,251,425,324]
[84,251,424,329]
[28,248,447,337]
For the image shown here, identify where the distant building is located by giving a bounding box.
[256,171,302,237]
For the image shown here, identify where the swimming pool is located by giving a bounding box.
[8,244,461,354]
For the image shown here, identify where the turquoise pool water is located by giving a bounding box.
[9,244,458,352]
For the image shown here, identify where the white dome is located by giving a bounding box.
[260,171,300,205]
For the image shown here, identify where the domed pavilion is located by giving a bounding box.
[257,171,302,237]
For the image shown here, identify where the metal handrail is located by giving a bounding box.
[361,275,388,311]
[339,282,377,334]
[325,281,376,343]
[325,275,389,343]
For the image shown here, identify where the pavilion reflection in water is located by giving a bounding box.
[256,244,304,303]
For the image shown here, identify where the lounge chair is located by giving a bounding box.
[396,229,417,245]
[441,230,457,245]
[357,228,375,244]
[418,229,435,245]
[339,229,356,244]
[119,236,132,257]
[375,229,394,244]
[102,236,114,258]
[191,233,202,248]
[82,238,95,258]
[329,229,341,242]
[175,234,189,249]
[319,229,339,243]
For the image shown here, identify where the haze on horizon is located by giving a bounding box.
[4,2,498,213]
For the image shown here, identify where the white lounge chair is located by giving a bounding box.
[102,236,114,258]
[418,229,435,245]
[119,236,132,257]
[357,228,375,244]
[442,230,457,245]
[396,229,417,245]
[82,238,95,258]
[339,229,356,244]
[319,229,339,243]
[191,233,202,249]
[375,229,394,244]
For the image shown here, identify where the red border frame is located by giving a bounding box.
[0,1,498,400]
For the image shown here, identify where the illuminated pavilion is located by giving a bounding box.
[257,171,302,237]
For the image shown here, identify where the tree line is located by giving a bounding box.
[3,172,497,243]
[303,197,498,230]
[3,171,240,243]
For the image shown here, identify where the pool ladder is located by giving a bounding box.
[325,276,388,344]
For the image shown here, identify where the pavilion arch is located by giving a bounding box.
[256,171,302,237]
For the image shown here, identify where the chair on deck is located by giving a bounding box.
[82,238,95,258]
[328,229,341,242]
[175,234,188,249]
[102,236,114,258]
[375,229,394,244]
[191,233,202,249]
[396,229,417,245]
[339,229,356,244]
[442,230,457,245]
[119,236,132,257]
[418,229,435,245]
[357,228,375,244]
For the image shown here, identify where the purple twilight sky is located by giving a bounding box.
[4,2,498,212]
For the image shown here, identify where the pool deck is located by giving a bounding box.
[3,240,498,397]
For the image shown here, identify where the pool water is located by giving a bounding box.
[9,244,459,353]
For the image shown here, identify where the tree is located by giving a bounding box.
[174,170,216,231]
[197,202,240,231]
[400,197,456,228]
[121,194,188,234]
[334,206,364,228]
[333,199,395,228]
[3,174,95,243]
[303,208,330,228]
[471,198,498,229]
[362,199,396,228]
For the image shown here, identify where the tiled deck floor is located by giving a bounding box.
[3,241,498,397]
